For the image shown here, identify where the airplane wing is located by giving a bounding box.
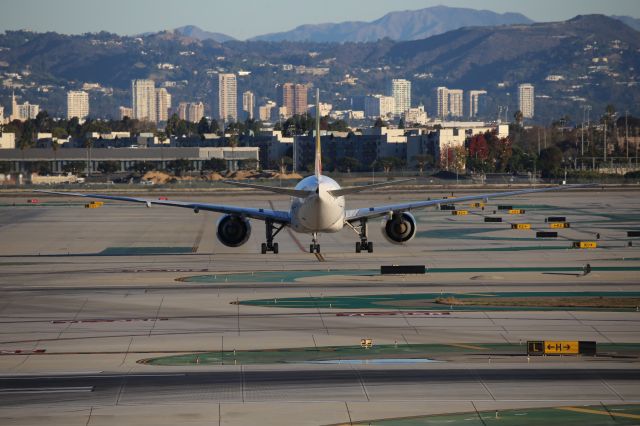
[221,180,311,198]
[34,190,291,223]
[327,178,414,197]
[344,184,594,223]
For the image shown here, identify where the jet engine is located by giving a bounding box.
[381,212,417,244]
[216,215,251,247]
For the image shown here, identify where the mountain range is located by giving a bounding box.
[248,6,533,42]
[0,12,638,122]
[167,6,639,43]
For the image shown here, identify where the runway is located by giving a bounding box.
[2,367,640,407]
[0,187,639,424]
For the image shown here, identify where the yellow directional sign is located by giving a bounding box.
[544,340,579,354]
[360,338,373,348]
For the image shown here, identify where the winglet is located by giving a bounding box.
[314,88,321,179]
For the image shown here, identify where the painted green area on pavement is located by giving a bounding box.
[239,291,640,311]
[140,343,640,366]
[181,265,640,283]
[349,404,640,426]
[99,246,193,255]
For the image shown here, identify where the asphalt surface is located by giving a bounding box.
[0,188,639,425]
[2,367,639,407]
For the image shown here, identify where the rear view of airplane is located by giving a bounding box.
[38,90,590,255]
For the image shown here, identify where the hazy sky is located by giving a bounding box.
[1,0,638,40]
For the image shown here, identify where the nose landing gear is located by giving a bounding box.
[310,232,320,253]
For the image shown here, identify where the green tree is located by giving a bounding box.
[412,154,434,174]
[52,127,68,140]
[514,110,524,126]
[279,156,293,174]
[328,119,349,132]
[375,156,403,174]
[374,117,387,128]
[337,156,361,173]
[197,117,210,137]
[538,146,563,178]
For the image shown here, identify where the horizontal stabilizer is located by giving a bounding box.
[222,180,311,198]
[328,178,414,197]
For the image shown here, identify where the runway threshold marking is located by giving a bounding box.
[448,343,488,351]
[557,406,640,420]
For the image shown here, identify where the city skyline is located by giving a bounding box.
[1,0,638,40]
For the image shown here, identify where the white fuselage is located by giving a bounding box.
[289,175,345,233]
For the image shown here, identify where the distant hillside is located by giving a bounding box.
[611,15,640,31]
[0,14,638,121]
[386,15,640,85]
[250,5,533,42]
[174,25,236,42]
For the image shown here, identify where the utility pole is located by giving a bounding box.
[626,110,629,160]
[604,120,607,163]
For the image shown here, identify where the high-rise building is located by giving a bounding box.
[277,83,308,117]
[155,88,171,122]
[119,106,133,120]
[242,91,255,120]
[258,101,276,121]
[468,90,487,118]
[293,84,308,115]
[187,102,205,123]
[132,79,156,122]
[10,92,39,121]
[364,95,395,119]
[177,102,188,121]
[437,87,464,118]
[448,89,464,118]
[518,83,535,118]
[213,73,237,122]
[436,87,449,119]
[67,90,89,121]
[389,79,411,116]
[278,83,295,118]
[403,104,428,125]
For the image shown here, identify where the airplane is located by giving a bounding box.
[38,89,591,255]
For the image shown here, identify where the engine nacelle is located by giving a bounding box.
[216,215,251,247]
[381,212,417,244]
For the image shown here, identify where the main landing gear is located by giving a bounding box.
[310,232,320,253]
[349,219,373,253]
[261,219,284,254]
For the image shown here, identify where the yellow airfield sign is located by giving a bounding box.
[543,341,579,354]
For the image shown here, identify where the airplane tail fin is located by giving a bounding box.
[314,88,322,179]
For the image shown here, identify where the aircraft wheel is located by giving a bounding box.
[356,242,361,253]
[261,243,267,254]
[367,242,373,253]
[273,243,279,254]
